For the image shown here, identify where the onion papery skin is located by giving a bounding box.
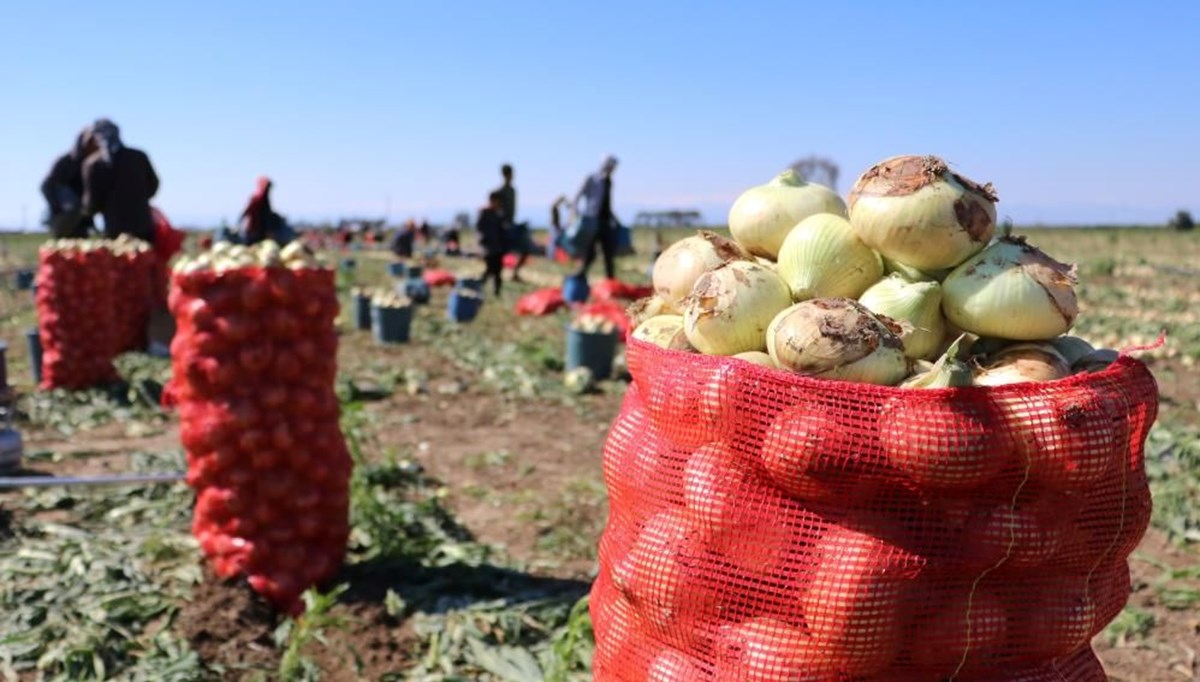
[728,169,847,260]
[631,315,693,351]
[682,261,792,356]
[942,236,1079,341]
[766,298,909,385]
[652,231,751,310]
[776,213,883,302]
[848,155,998,271]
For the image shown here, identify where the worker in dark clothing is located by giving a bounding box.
[239,176,293,245]
[82,119,159,243]
[574,154,619,280]
[40,126,95,238]
[477,190,509,296]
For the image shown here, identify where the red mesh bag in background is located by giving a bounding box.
[112,246,156,353]
[591,278,654,302]
[35,245,120,389]
[151,208,184,306]
[166,265,352,614]
[591,338,1157,681]
[514,287,566,316]
[422,268,457,287]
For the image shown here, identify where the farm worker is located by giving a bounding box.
[548,195,569,260]
[391,220,416,259]
[477,189,509,296]
[496,163,532,282]
[40,125,95,238]
[239,176,294,245]
[82,119,160,243]
[573,154,620,280]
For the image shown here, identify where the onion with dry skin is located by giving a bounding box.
[627,296,676,326]
[848,155,997,270]
[767,298,909,385]
[728,169,847,260]
[942,235,1079,341]
[682,261,792,356]
[974,343,1071,386]
[631,315,693,351]
[652,232,751,310]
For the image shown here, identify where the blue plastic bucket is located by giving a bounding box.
[447,291,483,323]
[457,278,485,295]
[563,274,590,304]
[15,269,34,291]
[565,326,617,380]
[404,279,431,304]
[352,293,372,331]
[26,328,42,386]
[371,305,412,344]
[387,262,408,278]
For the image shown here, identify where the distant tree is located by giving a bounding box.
[1168,209,1194,232]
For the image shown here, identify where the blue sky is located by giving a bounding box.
[1,1,1196,229]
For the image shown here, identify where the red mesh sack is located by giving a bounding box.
[422,268,457,287]
[167,265,352,614]
[112,244,156,353]
[514,287,566,316]
[591,338,1157,681]
[573,301,631,341]
[35,244,120,389]
[591,278,654,302]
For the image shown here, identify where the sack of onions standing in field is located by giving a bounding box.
[593,155,1157,681]
[166,241,352,615]
[35,239,122,389]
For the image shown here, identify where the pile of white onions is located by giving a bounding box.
[632,154,1121,387]
[173,240,323,273]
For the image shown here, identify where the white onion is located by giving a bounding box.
[652,231,751,310]
[858,274,945,360]
[733,350,776,368]
[766,299,909,385]
[942,236,1078,341]
[776,213,883,301]
[728,169,847,259]
[631,315,693,351]
[682,261,792,356]
[848,155,997,270]
[627,296,677,326]
[974,343,1071,386]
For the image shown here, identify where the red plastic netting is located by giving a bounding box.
[35,246,120,389]
[515,287,566,316]
[113,247,157,353]
[591,337,1157,681]
[166,266,352,614]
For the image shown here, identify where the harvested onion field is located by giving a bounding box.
[0,227,1197,681]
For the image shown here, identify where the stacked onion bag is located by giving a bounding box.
[112,235,158,353]
[167,241,352,614]
[35,240,123,389]
[592,155,1158,680]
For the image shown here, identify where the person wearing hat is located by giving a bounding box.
[573,154,620,279]
[40,125,96,238]
[81,118,159,243]
[239,176,294,245]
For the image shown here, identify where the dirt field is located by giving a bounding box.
[1,227,1198,681]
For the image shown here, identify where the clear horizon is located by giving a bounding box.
[1,2,1196,231]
